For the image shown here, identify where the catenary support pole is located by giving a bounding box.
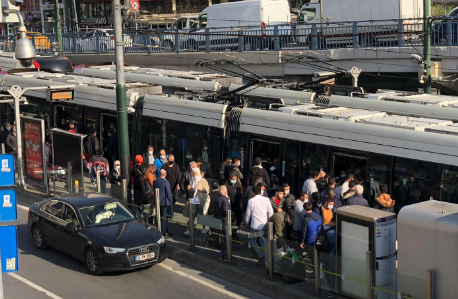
[113,0,131,185]
[423,0,431,93]
[54,0,63,56]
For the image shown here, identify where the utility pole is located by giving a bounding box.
[54,0,63,55]
[113,0,130,184]
[423,0,431,93]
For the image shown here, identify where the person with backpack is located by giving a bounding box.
[315,216,337,298]
[92,148,109,194]
[246,157,270,188]
[131,155,147,206]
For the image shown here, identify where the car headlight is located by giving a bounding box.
[157,236,165,245]
[103,246,126,254]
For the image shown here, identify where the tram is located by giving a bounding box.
[1,68,458,203]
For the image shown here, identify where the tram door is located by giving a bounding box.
[331,151,368,180]
[249,139,280,183]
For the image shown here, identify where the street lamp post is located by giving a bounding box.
[113,0,131,185]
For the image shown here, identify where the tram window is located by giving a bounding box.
[164,120,223,180]
[228,132,247,172]
[300,143,327,182]
[282,139,300,194]
[441,165,458,203]
[368,154,392,199]
[84,107,98,135]
[394,157,439,204]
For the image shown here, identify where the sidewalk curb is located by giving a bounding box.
[166,242,320,299]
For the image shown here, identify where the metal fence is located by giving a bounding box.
[2,17,458,55]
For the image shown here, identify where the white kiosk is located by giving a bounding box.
[336,206,396,299]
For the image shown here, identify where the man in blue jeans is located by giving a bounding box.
[243,185,274,267]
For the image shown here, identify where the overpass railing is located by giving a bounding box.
[2,17,458,55]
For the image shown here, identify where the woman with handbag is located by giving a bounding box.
[184,168,209,236]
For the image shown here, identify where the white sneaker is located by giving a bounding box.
[184,230,190,236]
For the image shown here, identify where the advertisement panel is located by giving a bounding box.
[21,117,46,182]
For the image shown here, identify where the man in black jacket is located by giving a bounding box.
[247,157,270,187]
[226,172,243,226]
[208,185,231,260]
[6,125,17,158]
[162,154,181,219]
[85,130,99,184]
[180,161,197,199]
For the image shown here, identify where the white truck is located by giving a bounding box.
[296,0,423,48]
[181,0,292,51]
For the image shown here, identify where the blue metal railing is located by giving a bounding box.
[2,17,458,55]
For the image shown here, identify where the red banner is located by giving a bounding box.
[23,120,43,180]
[25,0,30,12]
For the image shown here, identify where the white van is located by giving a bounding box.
[161,16,198,50]
[182,0,292,51]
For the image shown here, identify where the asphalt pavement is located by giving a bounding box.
[3,192,271,299]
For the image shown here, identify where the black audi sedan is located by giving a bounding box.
[27,193,167,275]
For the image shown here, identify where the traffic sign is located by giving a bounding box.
[0,154,15,187]
[130,1,140,10]
[0,190,16,222]
[0,225,18,273]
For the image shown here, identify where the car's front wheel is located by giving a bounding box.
[86,248,102,275]
[32,225,48,249]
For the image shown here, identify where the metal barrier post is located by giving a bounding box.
[121,179,127,204]
[238,30,243,52]
[366,251,373,299]
[67,162,72,193]
[426,269,433,299]
[397,19,404,47]
[53,174,56,196]
[155,188,161,232]
[267,222,274,280]
[1,143,4,154]
[311,24,318,50]
[73,35,77,53]
[273,25,279,51]
[96,35,100,54]
[205,28,210,53]
[352,22,358,47]
[446,19,452,46]
[96,171,101,193]
[189,198,195,252]
[147,34,152,54]
[226,210,232,264]
[314,246,321,296]
[175,30,180,54]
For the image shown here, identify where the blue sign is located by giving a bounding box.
[0,190,16,222]
[0,225,18,273]
[0,154,15,187]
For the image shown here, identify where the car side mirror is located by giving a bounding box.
[66,222,78,231]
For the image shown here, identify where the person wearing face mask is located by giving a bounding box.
[227,157,243,183]
[293,192,308,241]
[225,172,243,226]
[155,149,168,177]
[270,187,285,213]
[321,198,335,226]
[184,168,209,236]
[200,143,212,176]
[142,145,162,174]
[109,160,122,187]
[6,125,18,158]
[58,118,67,129]
[161,154,180,219]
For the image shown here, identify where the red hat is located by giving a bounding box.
[135,155,143,165]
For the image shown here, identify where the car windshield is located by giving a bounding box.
[78,201,134,228]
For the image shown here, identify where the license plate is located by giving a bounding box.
[134,252,155,262]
